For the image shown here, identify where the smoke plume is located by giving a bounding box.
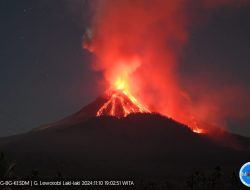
[84,0,250,132]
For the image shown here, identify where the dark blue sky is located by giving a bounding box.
[0,0,250,137]
[0,0,100,136]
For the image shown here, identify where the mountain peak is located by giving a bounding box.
[96,89,150,118]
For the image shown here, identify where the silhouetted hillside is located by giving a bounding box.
[0,113,249,183]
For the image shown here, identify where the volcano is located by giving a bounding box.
[97,89,149,118]
[36,88,150,131]
[0,95,250,189]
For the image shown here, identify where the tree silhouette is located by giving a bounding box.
[0,152,15,178]
[211,166,222,189]
[230,172,240,190]
[186,174,195,190]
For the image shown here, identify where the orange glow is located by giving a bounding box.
[86,0,206,133]
[84,0,250,134]
[115,77,127,91]
[97,77,150,118]
[193,128,205,134]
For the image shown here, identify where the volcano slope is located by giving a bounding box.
[0,112,250,188]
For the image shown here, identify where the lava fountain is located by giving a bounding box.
[81,0,250,134]
[97,78,150,118]
[82,0,207,134]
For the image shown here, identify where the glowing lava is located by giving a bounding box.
[97,78,150,118]
[96,78,205,134]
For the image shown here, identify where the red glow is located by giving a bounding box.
[97,78,150,118]
[83,0,250,134]
[85,0,204,133]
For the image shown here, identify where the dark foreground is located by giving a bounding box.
[0,113,249,189]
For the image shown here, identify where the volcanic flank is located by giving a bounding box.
[0,82,249,188]
[97,89,149,118]
[0,95,250,189]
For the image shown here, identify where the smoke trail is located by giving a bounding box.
[84,0,250,131]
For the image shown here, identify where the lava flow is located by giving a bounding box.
[97,78,150,118]
[96,78,206,134]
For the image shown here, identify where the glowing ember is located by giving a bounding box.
[189,116,206,134]
[192,128,205,134]
[97,78,150,118]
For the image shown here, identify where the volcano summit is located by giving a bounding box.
[0,95,250,189]
[96,89,149,118]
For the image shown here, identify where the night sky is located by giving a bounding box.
[0,0,250,137]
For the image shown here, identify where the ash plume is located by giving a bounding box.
[80,0,250,132]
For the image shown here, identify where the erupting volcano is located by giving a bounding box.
[96,78,150,118]
[80,0,250,137]
[94,76,206,134]
[81,0,212,135]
